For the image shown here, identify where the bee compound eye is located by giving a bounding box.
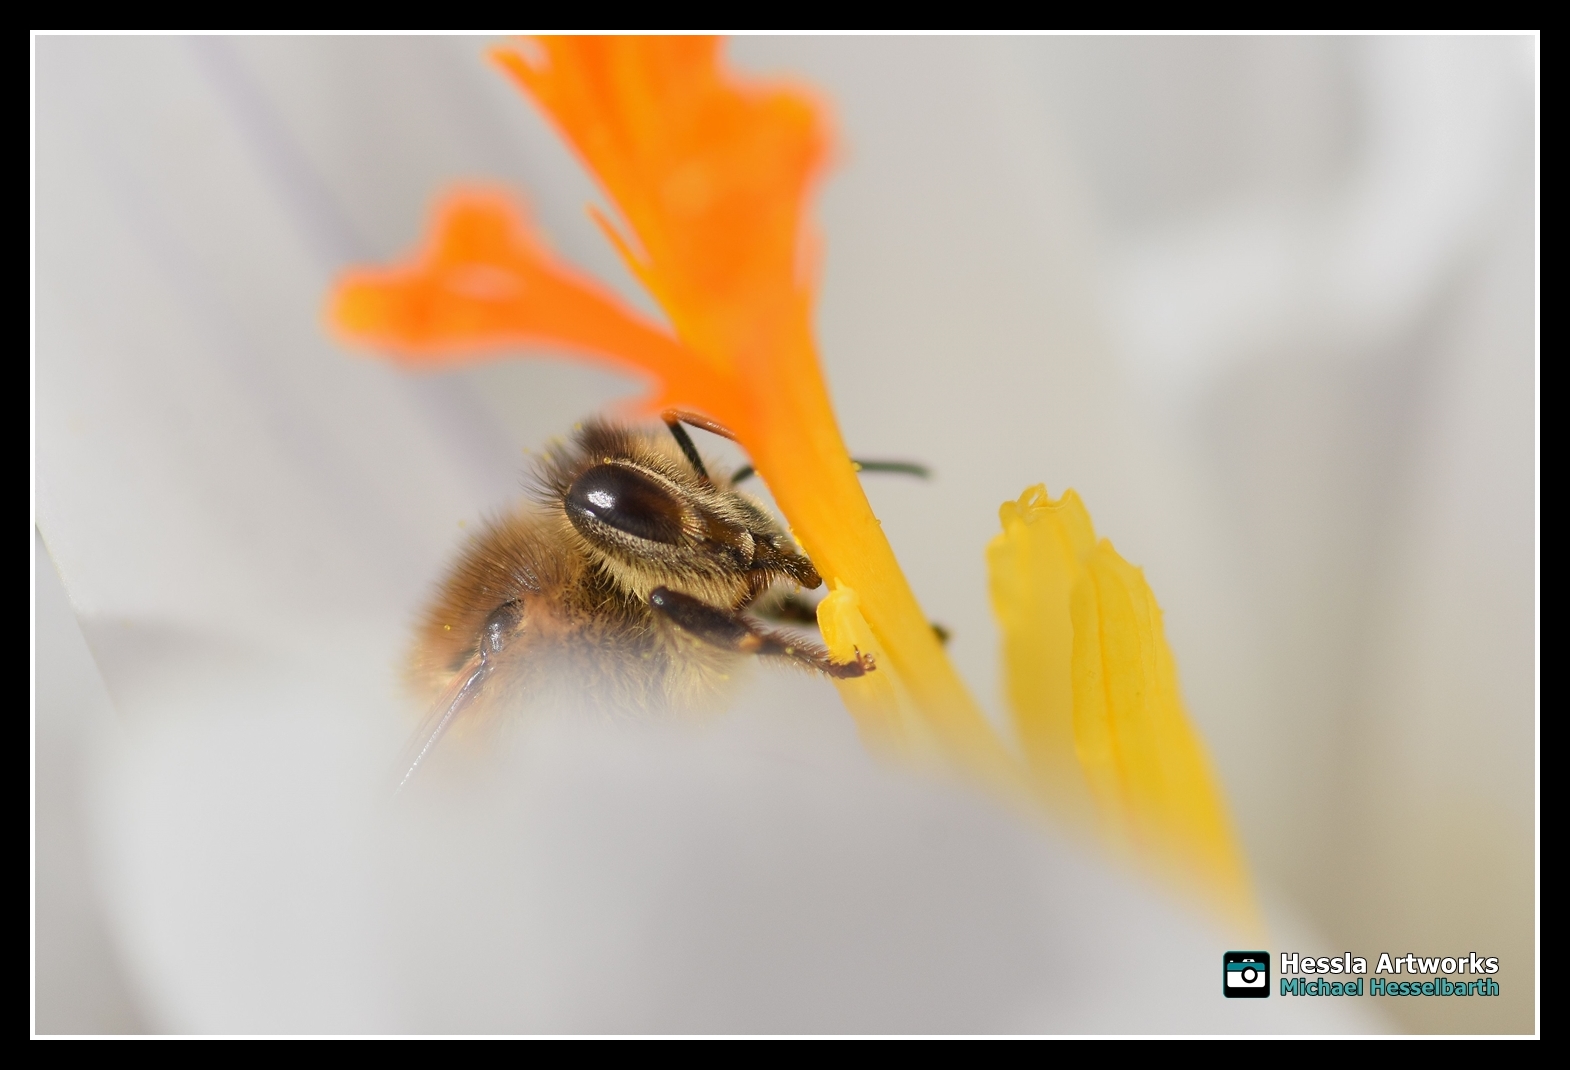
[566,464,687,545]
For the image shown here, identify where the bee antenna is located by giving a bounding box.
[851,460,931,479]
[662,414,710,481]
[730,459,931,486]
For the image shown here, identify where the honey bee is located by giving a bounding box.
[397,411,876,789]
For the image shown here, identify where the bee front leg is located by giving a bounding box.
[648,587,873,680]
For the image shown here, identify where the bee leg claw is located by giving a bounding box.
[823,648,874,679]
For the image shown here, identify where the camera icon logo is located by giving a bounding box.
[1223,952,1270,998]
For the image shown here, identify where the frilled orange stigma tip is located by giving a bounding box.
[490,36,831,378]
[328,188,738,421]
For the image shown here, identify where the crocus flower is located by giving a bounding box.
[330,36,1253,931]
[38,34,1531,1036]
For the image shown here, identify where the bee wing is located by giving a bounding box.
[396,600,528,793]
[394,653,490,794]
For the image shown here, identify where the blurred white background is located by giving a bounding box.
[33,34,1535,1034]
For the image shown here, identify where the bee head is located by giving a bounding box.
[541,421,820,607]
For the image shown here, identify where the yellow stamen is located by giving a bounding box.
[988,486,1257,930]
